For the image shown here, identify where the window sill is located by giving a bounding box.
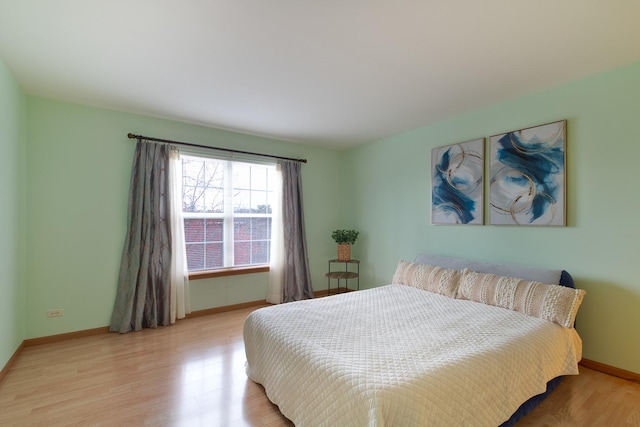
[188,265,270,280]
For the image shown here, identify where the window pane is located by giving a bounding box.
[205,218,223,242]
[182,158,205,186]
[251,165,268,191]
[204,187,224,213]
[234,241,251,266]
[183,185,205,212]
[234,189,251,213]
[234,218,251,242]
[186,243,204,270]
[182,157,224,213]
[265,168,274,213]
[205,243,223,269]
[233,163,251,189]
[204,160,225,184]
[252,217,270,240]
[253,241,270,264]
[251,191,268,213]
[184,218,204,243]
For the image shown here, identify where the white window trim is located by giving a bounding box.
[181,153,276,272]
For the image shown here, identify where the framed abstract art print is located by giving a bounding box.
[489,120,566,226]
[431,138,484,225]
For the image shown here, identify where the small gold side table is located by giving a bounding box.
[325,259,360,295]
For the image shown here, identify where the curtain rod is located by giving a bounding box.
[127,133,307,164]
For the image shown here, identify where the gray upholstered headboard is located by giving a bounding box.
[413,253,574,288]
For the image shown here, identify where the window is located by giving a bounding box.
[181,155,276,271]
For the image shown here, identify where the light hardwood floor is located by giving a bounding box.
[1,306,639,426]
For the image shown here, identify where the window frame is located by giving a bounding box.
[180,152,276,279]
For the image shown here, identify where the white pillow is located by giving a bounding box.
[392,260,460,298]
[458,269,586,328]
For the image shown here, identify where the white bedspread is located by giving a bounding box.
[244,284,582,426]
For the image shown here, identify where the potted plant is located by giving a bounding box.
[331,229,359,261]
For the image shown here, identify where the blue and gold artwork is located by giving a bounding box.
[490,120,566,226]
[431,138,484,225]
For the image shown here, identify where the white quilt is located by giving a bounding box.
[244,284,582,426]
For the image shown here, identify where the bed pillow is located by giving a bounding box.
[457,269,586,328]
[391,260,460,298]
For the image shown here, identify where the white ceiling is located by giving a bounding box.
[1,1,640,150]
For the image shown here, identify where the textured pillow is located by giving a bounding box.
[392,260,461,298]
[458,269,586,328]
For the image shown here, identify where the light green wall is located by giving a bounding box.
[344,61,640,374]
[0,60,26,369]
[25,97,343,338]
[4,55,639,376]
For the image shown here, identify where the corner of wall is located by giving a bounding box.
[0,59,28,372]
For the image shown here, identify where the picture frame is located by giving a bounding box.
[489,120,566,226]
[431,138,484,225]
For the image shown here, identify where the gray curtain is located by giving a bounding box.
[110,141,172,333]
[281,161,314,302]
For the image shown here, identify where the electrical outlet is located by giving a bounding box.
[46,309,64,318]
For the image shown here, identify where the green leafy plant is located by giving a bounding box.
[331,229,359,245]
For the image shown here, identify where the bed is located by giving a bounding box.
[244,254,585,426]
